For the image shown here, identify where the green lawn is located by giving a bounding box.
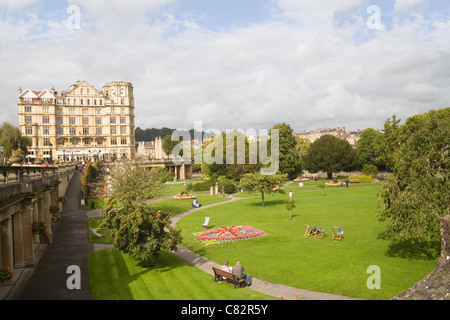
[88,180,439,300]
[177,182,440,300]
[89,249,276,300]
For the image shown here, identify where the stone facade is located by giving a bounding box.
[295,126,362,145]
[18,80,135,162]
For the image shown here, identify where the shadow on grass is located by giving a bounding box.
[384,238,440,260]
[248,199,286,207]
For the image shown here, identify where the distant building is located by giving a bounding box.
[17,80,136,162]
[295,126,361,145]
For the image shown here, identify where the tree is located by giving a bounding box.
[303,135,359,179]
[0,122,31,159]
[284,198,296,220]
[271,123,302,179]
[374,115,401,171]
[378,108,449,242]
[100,161,182,266]
[356,128,383,168]
[238,173,288,206]
[162,134,181,158]
[105,160,162,207]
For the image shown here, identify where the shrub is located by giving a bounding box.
[350,174,373,183]
[218,177,238,194]
[362,164,378,177]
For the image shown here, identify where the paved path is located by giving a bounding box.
[18,172,93,300]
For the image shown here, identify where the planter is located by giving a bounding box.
[9,156,23,165]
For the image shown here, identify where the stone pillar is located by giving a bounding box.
[1,219,13,268]
[13,213,24,268]
[42,190,52,241]
[21,200,35,267]
[33,200,39,243]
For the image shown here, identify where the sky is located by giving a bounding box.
[0,0,449,134]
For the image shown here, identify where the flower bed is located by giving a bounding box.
[192,225,268,247]
[174,195,196,200]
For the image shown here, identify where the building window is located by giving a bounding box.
[43,138,51,146]
[25,126,33,134]
[57,127,64,135]
[110,117,116,124]
[69,127,76,135]
[57,117,63,125]
[120,89,125,96]
[87,99,90,105]
[120,99,124,105]
[69,117,76,125]
[42,116,50,124]
[110,107,115,114]
[80,88,83,95]
[120,126,126,135]
[56,107,63,114]
[111,137,117,145]
[99,99,102,105]
[73,99,76,105]
[83,127,89,135]
[25,116,32,123]
[110,126,116,135]
[67,98,70,105]
[120,116,126,124]
[80,99,83,105]
[96,138,103,145]
[82,108,89,114]
[69,108,75,114]
[87,89,90,95]
[43,126,50,135]
[121,137,127,145]
[95,108,101,114]
[96,127,102,135]
[94,99,97,105]
[57,138,65,146]
[84,138,91,145]
[24,106,32,112]
[82,117,89,125]
[43,106,50,113]
[71,138,79,145]
[95,117,102,125]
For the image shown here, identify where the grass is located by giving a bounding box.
[89,249,276,300]
[177,181,440,300]
[88,179,439,300]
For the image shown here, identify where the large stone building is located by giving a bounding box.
[295,126,362,145]
[17,80,135,162]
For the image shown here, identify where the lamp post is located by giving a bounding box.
[49,143,53,164]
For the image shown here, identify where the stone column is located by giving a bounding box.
[21,199,35,267]
[42,190,52,241]
[1,219,13,268]
[12,212,24,268]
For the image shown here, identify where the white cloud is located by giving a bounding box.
[0,0,448,132]
[394,0,428,11]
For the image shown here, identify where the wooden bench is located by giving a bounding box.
[349,179,359,183]
[212,267,246,288]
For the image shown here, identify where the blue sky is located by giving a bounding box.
[0,0,449,132]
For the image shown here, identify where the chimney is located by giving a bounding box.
[18,86,22,95]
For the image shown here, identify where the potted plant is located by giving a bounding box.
[58,196,66,203]
[0,267,14,285]
[35,153,44,165]
[9,148,24,164]
[32,221,47,235]
[49,204,60,215]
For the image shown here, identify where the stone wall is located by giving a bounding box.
[392,214,450,300]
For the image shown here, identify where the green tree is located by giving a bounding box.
[303,135,359,179]
[374,115,401,171]
[378,108,449,242]
[356,128,382,168]
[362,164,378,177]
[100,161,181,266]
[0,122,31,159]
[162,134,181,158]
[239,173,288,206]
[285,198,296,220]
[271,123,302,179]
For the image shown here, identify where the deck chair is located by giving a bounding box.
[314,227,327,239]
[91,228,104,239]
[304,225,318,237]
[332,226,344,241]
[202,217,210,228]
